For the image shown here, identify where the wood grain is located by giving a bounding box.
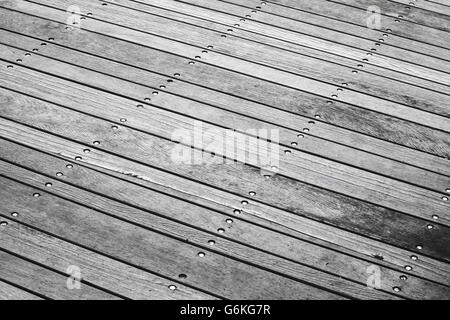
[0,249,119,300]
[0,280,43,300]
[0,0,448,300]
[2,8,450,160]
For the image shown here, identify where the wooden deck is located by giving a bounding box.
[0,0,449,300]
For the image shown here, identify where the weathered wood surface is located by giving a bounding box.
[0,280,43,300]
[0,249,120,300]
[1,120,449,286]
[2,8,450,161]
[0,0,448,299]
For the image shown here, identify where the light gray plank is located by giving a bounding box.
[0,280,43,300]
[0,250,119,300]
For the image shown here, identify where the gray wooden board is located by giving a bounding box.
[0,176,346,300]
[171,0,450,55]
[108,0,449,95]
[0,249,120,299]
[415,0,450,13]
[0,0,448,300]
[5,1,450,131]
[390,0,450,15]
[0,218,214,300]
[0,156,410,300]
[272,0,450,32]
[0,280,43,300]
[103,0,450,104]
[1,141,449,298]
[214,0,450,51]
[0,90,448,262]
[1,124,450,287]
[0,41,448,197]
[0,64,449,226]
[23,0,450,106]
[2,7,450,161]
[2,1,449,133]
[27,0,450,84]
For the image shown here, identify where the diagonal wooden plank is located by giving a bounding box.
[0,157,408,299]
[0,219,214,300]
[174,0,450,54]
[2,7,450,162]
[0,65,448,225]
[0,249,120,300]
[0,41,448,192]
[0,280,43,300]
[0,176,346,300]
[2,137,449,287]
[0,109,449,264]
[314,0,450,31]
[2,0,450,132]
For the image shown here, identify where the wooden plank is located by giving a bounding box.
[0,0,448,300]
[28,0,450,90]
[0,111,449,266]
[213,0,450,51]
[0,157,407,300]
[112,0,450,94]
[0,66,448,226]
[3,142,450,298]
[0,280,43,300]
[5,0,447,131]
[262,0,450,47]
[0,43,448,193]
[0,176,345,300]
[2,138,449,288]
[28,0,450,82]
[173,0,450,54]
[0,220,214,300]
[315,0,450,31]
[0,249,119,300]
[2,9,450,163]
[15,2,450,97]
[387,0,450,16]
[425,0,450,8]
